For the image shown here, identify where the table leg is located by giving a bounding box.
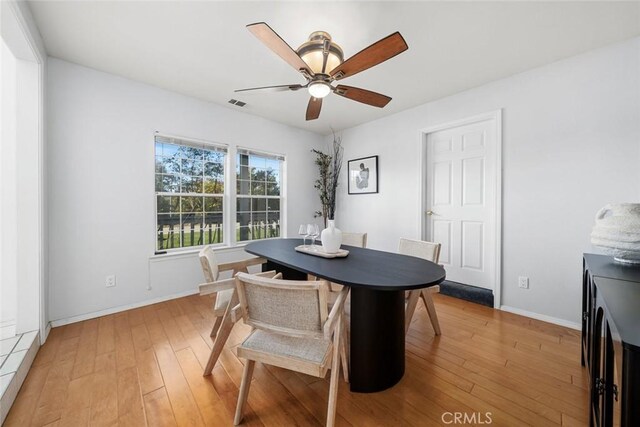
[263,261,308,280]
[350,287,405,392]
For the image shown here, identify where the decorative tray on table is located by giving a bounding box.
[294,245,349,258]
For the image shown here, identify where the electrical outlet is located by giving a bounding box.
[518,276,529,289]
[106,275,116,288]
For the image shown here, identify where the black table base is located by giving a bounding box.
[350,287,405,392]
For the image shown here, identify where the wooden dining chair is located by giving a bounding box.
[199,246,276,375]
[399,238,442,335]
[233,273,350,427]
[198,246,271,338]
[341,232,368,248]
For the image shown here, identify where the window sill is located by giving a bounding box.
[149,244,246,260]
[149,237,284,260]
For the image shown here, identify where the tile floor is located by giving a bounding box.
[0,331,38,397]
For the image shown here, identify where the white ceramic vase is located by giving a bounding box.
[321,219,343,254]
[591,203,640,264]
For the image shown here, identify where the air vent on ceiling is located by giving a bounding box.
[228,99,246,107]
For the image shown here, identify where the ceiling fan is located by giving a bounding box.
[236,22,409,121]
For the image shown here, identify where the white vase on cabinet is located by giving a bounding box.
[321,220,342,254]
[591,203,640,264]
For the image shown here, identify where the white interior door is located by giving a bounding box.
[424,116,499,291]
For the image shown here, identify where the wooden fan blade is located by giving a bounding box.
[235,84,305,93]
[330,32,408,80]
[247,22,312,75]
[334,85,392,108]
[306,97,322,121]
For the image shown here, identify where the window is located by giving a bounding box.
[155,135,226,251]
[236,149,284,242]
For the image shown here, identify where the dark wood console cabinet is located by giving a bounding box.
[582,254,640,427]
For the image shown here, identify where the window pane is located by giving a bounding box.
[252,211,267,224]
[205,212,223,226]
[237,180,251,195]
[156,155,181,174]
[265,158,280,172]
[237,197,250,212]
[181,213,203,233]
[251,181,265,196]
[157,196,180,213]
[203,223,224,244]
[181,176,202,193]
[237,165,251,180]
[249,155,266,169]
[156,174,180,193]
[181,158,203,176]
[204,196,223,212]
[182,226,204,247]
[157,213,180,228]
[236,212,251,228]
[181,196,203,212]
[204,178,223,194]
[178,146,203,160]
[251,167,267,182]
[267,182,280,196]
[203,151,224,163]
[205,162,224,178]
[267,199,280,211]
[161,142,181,157]
[157,229,180,250]
[250,216,267,240]
[267,210,280,223]
[252,198,267,211]
[265,168,278,183]
[267,223,280,238]
[237,226,251,242]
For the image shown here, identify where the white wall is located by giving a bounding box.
[47,58,324,323]
[332,37,640,324]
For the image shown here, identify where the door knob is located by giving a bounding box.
[426,210,434,216]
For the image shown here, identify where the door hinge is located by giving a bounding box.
[595,377,606,395]
[583,311,589,321]
[612,383,618,401]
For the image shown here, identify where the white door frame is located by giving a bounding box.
[2,1,47,342]
[418,110,503,308]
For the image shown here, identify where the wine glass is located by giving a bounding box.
[298,224,308,247]
[308,224,320,248]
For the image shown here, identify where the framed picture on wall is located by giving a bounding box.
[348,155,378,194]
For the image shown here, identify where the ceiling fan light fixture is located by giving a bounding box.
[308,81,331,99]
[297,31,344,75]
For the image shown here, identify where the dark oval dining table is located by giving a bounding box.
[244,238,446,393]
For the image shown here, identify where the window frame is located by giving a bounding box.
[233,147,286,246]
[152,134,287,255]
[153,133,229,254]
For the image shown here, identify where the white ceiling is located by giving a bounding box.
[28,1,640,135]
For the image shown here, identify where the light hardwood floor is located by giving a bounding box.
[4,293,589,426]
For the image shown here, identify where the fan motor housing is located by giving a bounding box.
[297,31,344,75]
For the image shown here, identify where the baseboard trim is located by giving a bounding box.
[50,289,200,327]
[43,322,52,343]
[500,305,581,330]
[440,280,494,307]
